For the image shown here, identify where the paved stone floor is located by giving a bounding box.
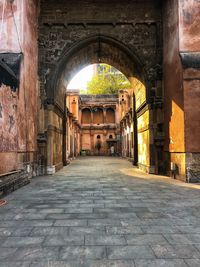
[1,157,200,267]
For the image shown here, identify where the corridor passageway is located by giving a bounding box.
[1,157,200,266]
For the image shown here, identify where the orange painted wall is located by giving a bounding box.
[163,0,185,153]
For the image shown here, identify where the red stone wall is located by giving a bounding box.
[163,0,184,153]
[0,0,39,174]
[179,0,200,52]
[0,86,17,152]
[183,77,200,152]
[179,0,200,153]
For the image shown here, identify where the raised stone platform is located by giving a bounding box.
[0,170,30,197]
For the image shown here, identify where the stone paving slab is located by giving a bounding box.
[107,245,155,259]
[85,234,127,245]
[60,246,106,260]
[151,244,200,259]
[43,235,85,246]
[0,262,30,267]
[30,261,82,267]
[14,247,59,261]
[163,234,200,244]
[69,226,105,235]
[106,226,143,234]
[30,226,69,236]
[30,261,135,267]
[125,234,168,245]
[134,259,188,267]
[54,219,87,226]
[1,156,200,266]
[2,236,45,247]
[0,247,18,260]
[185,259,200,267]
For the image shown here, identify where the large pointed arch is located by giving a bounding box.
[46,34,148,109]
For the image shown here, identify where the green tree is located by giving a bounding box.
[86,64,130,94]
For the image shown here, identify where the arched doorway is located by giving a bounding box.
[38,34,159,174]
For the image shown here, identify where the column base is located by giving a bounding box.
[138,163,156,174]
[186,153,200,183]
[47,165,56,175]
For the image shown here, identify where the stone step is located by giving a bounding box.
[0,170,30,197]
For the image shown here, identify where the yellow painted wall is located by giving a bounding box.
[138,130,150,167]
[129,77,146,111]
[137,110,150,167]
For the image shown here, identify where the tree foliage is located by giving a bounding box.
[86,64,130,95]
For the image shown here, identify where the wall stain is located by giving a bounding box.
[0,85,17,151]
[9,115,15,133]
[0,103,2,118]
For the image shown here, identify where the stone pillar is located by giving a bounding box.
[66,116,69,160]
[103,108,106,124]
[114,107,117,124]
[180,54,200,182]
[90,131,94,155]
[91,109,94,124]
[79,109,82,124]
[47,106,55,174]
[103,130,107,155]
[80,132,83,152]
[128,114,133,159]
[121,121,125,157]
[129,77,155,173]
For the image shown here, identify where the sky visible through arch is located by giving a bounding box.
[67,65,94,92]
[67,64,129,93]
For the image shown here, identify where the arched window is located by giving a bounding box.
[109,134,113,139]
[93,108,103,124]
[97,135,101,139]
[106,108,115,123]
[82,108,91,124]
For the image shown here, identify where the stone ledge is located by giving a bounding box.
[180,52,200,69]
[186,153,200,183]
[138,163,155,174]
[0,170,30,197]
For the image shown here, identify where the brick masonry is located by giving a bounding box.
[38,0,163,104]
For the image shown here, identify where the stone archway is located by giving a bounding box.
[0,0,199,184]
[38,33,161,174]
[38,0,163,174]
[45,35,147,108]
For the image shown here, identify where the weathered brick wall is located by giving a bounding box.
[0,0,39,174]
[39,0,163,106]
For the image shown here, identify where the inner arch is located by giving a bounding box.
[47,35,147,107]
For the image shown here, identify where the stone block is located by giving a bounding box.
[107,245,155,259]
[2,237,44,247]
[54,220,87,227]
[30,226,69,236]
[125,234,168,245]
[14,247,59,261]
[69,226,105,235]
[85,235,127,245]
[135,259,188,267]
[106,226,143,235]
[47,166,56,175]
[151,244,200,259]
[43,235,84,246]
[60,246,106,260]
